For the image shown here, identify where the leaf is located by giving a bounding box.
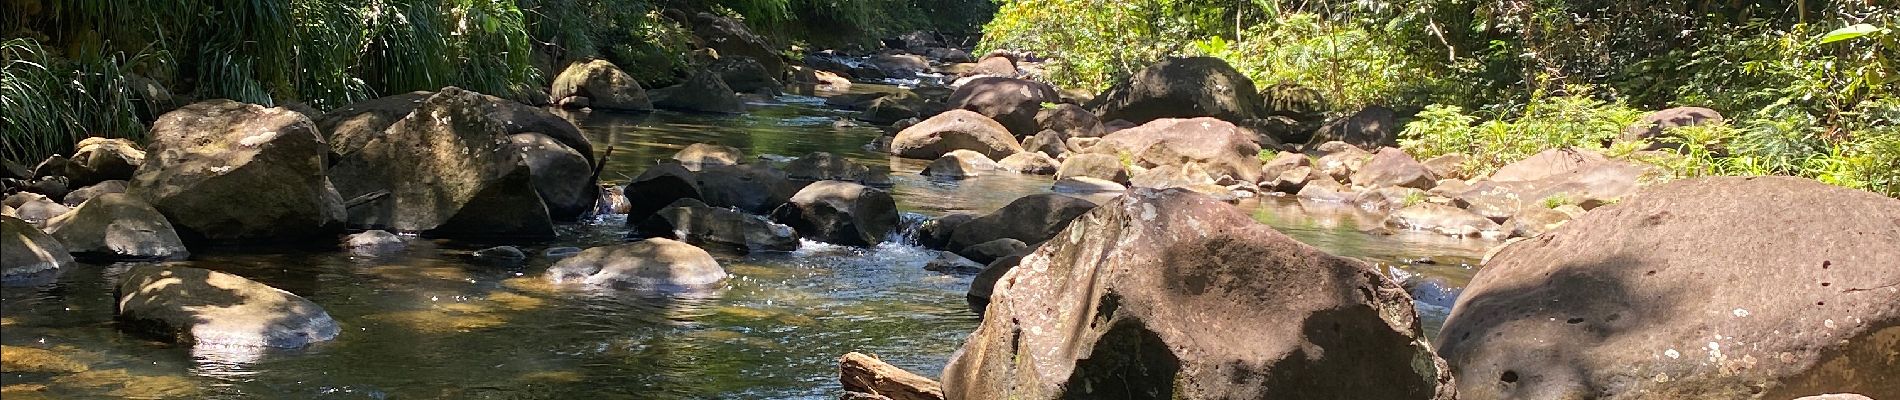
[1819,24,1881,44]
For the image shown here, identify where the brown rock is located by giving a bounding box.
[890,110,1024,160]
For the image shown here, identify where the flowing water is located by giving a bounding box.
[1,86,1493,399]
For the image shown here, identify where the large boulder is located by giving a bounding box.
[784,152,869,182]
[860,91,926,125]
[770,181,899,246]
[1384,203,1503,237]
[546,238,727,290]
[1307,106,1397,149]
[650,72,745,114]
[943,189,1454,399]
[1053,153,1129,184]
[694,163,804,214]
[130,100,346,242]
[637,199,799,252]
[1437,176,1900,399]
[313,91,433,156]
[1622,106,1724,150]
[1035,103,1106,139]
[691,13,783,77]
[327,88,556,239]
[550,60,654,111]
[621,163,703,223]
[946,77,1061,137]
[1087,57,1264,125]
[969,55,1018,77]
[1099,117,1264,183]
[946,193,1096,251]
[708,56,782,95]
[2,215,73,281]
[508,133,597,221]
[890,110,1024,160]
[116,265,340,348]
[44,193,188,260]
[1350,147,1438,189]
[64,137,145,187]
[1021,130,1070,158]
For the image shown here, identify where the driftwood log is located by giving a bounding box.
[839,352,943,400]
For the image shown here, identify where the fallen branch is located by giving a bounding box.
[839,352,943,400]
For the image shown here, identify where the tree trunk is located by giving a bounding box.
[839,352,943,400]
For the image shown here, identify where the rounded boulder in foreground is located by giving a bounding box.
[116,265,340,348]
[1437,176,1900,399]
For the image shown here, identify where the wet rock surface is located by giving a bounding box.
[130,100,346,242]
[545,238,728,290]
[44,193,188,261]
[115,265,341,348]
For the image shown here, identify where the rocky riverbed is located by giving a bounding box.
[4,19,1892,399]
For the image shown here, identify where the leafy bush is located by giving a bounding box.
[1400,86,1646,176]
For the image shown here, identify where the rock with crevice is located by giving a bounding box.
[64,137,146,188]
[131,100,346,242]
[942,188,1454,399]
[1438,176,1900,400]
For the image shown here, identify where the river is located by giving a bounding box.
[0,86,1492,399]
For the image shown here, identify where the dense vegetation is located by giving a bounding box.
[0,0,992,162]
[984,0,1898,195]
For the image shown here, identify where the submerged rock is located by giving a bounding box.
[890,110,1024,160]
[343,230,406,256]
[638,199,799,252]
[546,238,727,290]
[44,193,188,261]
[1385,203,1502,237]
[942,189,1453,399]
[2,215,73,281]
[1051,176,1126,194]
[472,246,528,265]
[922,150,1002,179]
[116,265,340,348]
[1437,176,1900,400]
[783,152,868,182]
[947,193,1096,251]
[923,251,985,274]
[672,143,746,169]
[770,181,899,246]
[130,100,346,242]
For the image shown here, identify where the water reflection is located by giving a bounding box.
[0,88,1487,398]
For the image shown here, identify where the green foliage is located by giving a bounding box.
[1,38,152,162]
[1539,194,1573,209]
[1401,191,1429,207]
[1400,86,1645,176]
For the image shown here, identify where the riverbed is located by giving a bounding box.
[0,86,1492,399]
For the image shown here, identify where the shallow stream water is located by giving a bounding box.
[1,86,1493,399]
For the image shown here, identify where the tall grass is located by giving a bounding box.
[1,38,152,163]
